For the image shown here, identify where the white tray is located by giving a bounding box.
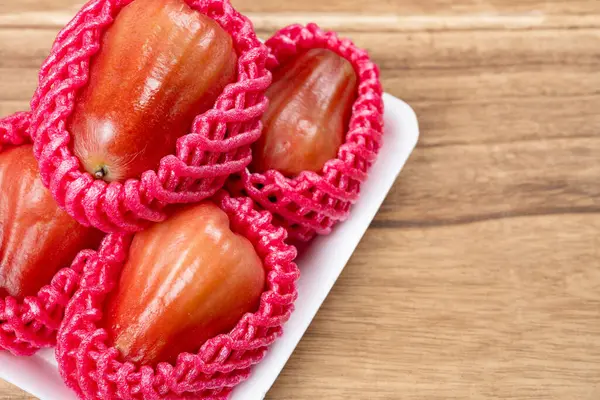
[0,93,419,400]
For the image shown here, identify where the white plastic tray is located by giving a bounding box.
[0,93,419,400]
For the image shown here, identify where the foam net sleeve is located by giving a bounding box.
[230,23,384,242]
[29,0,271,234]
[0,112,30,151]
[0,112,104,356]
[56,192,299,399]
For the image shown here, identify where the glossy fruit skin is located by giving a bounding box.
[105,202,265,366]
[251,48,358,177]
[0,145,103,299]
[70,0,238,182]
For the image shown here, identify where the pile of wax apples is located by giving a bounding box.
[0,0,361,367]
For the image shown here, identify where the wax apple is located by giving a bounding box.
[252,49,358,176]
[0,145,103,298]
[105,202,265,365]
[70,0,237,182]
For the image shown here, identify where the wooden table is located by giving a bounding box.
[1,0,599,399]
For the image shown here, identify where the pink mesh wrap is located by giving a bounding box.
[29,0,271,234]
[0,112,30,151]
[56,192,299,399]
[0,112,101,355]
[231,23,384,242]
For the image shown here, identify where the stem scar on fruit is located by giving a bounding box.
[94,166,108,179]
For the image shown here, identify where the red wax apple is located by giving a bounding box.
[251,48,358,177]
[0,145,103,298]
[105,201,265,365]
[70,0,238,182]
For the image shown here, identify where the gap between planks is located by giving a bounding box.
[370,207,600,230]
[1,11,600,32]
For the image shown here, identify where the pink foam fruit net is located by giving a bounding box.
[28,0,271,234]
[232,23,384,242]
[56,191,299,400]
[0,113,102,356]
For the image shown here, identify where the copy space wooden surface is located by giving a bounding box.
[1,0,599,399]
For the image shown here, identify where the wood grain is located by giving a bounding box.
[1,0,599,399]
[0,381,30,400]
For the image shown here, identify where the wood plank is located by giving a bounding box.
[2,27,599,147]
[3,27,599,73]
[5,74,598,149]
[3,7,600,33]
[0,380,32,400]
[2,0,599,16]
[249,14,600,33]
[0,68,39,101]
[336,30,600,71]
[0,101,29,117]
[0,0,80,14]
[385,67,600,103]
[3,64,600,104]
[2,28,600,70]
[233,0,600,15]
[268,214,600,399]
[0,30,54,69]
[411,95,600,147]
[374,137,600,227]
